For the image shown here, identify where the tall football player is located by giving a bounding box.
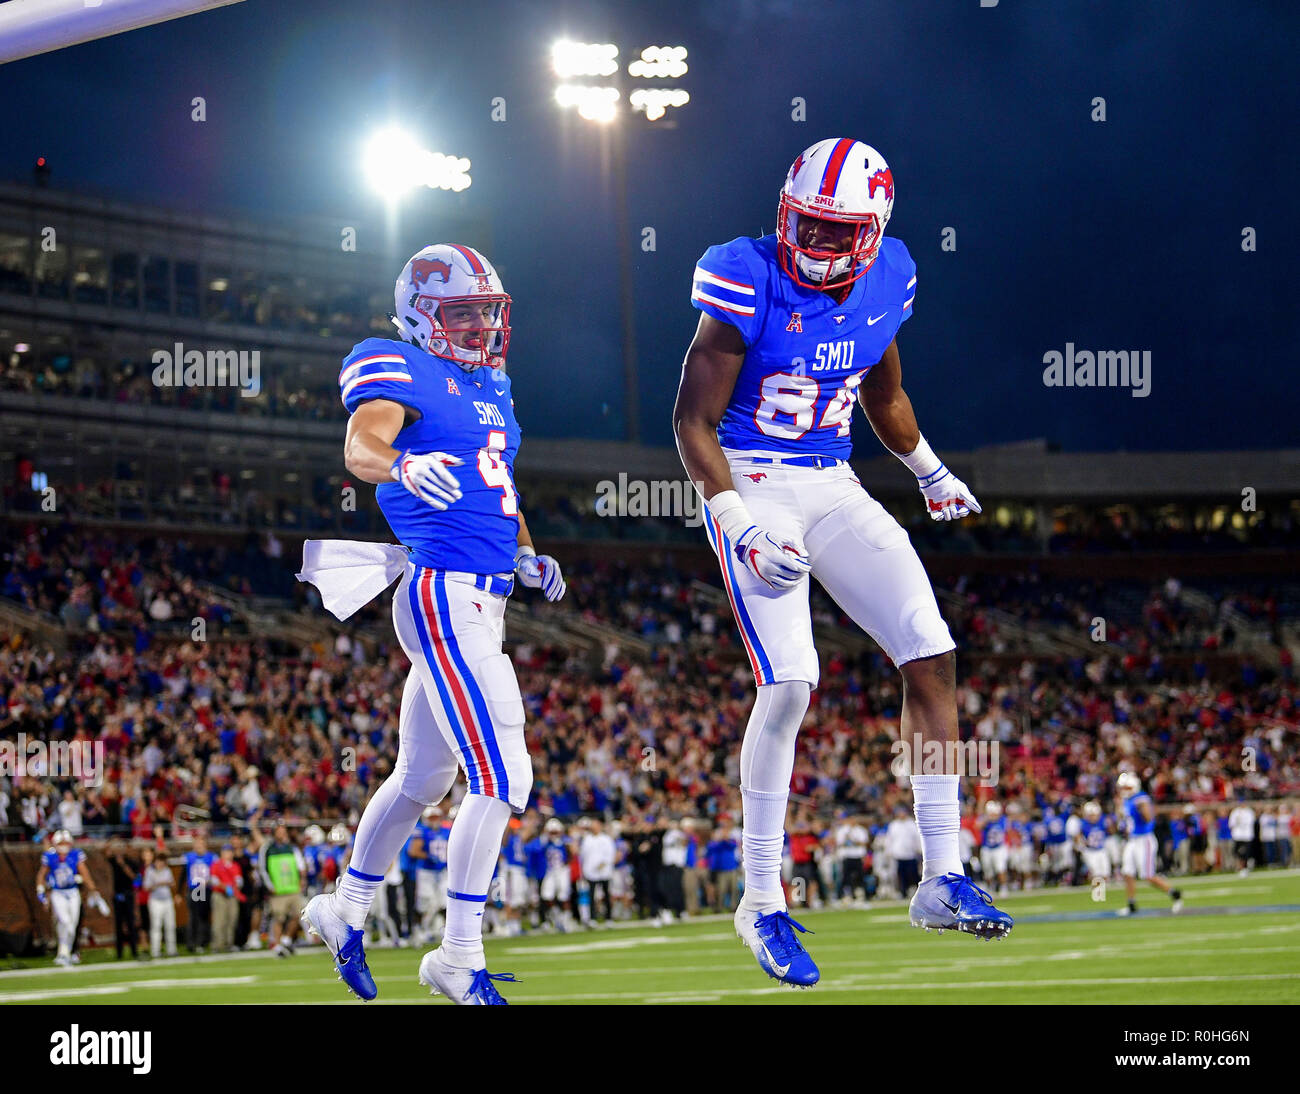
[674,138,1013,987]
[297,244,566,1005]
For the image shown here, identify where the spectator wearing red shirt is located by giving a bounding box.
[209,844,245,952]
[788,813,823,908]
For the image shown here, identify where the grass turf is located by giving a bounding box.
[3,870,1298,1005]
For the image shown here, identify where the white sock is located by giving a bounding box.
[443,793,512,959]
[740,789,788,902]
[911,774,963,880]
[738,681,810,898]
[336,776,428,928]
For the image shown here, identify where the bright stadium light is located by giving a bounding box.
[554,84,620,123]
[551,39,618,77]
[630,87,690,121]
[627,45,688,79]
[362,127,471,199]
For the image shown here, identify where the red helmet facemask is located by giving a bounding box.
[776,197,883,291]
[417,293,512,368]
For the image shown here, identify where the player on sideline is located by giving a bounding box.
[1116,772,1183,916]
[297,244,566,1005]
[1073,800,1112,885]
[674,138,1013,987]
[37,830,108,965]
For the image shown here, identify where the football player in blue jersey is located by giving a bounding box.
[37,829,108,965]
[978,801,1010,895]
[1072,800,1113,885]
[674,138,1012,986]
[298,244,565,1005]
[1115,772,1183,915]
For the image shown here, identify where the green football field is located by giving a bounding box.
[4,870,1299,1005]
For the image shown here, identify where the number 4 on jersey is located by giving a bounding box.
[478,429,518,515]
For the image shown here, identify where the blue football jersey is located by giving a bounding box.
[502,833,525,868]
[340,337,522,575]
[414,822,448,872]
[690,234,916,459]
[1080,819,1108,850]
[525,838,548,880]
[982,817,1006,848]
[303,844,324,879]
[544,838,568,870]
[43,848,82,889]
[1125,792,1155,836]
[1045,809,1069,845]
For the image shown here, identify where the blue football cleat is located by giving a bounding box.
[302,893,378,1001]
[909,873,1013,941]
[734,904,820,987]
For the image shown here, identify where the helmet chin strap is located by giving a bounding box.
[795,250,855,283]
[431,335,484,371]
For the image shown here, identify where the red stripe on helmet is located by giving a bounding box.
[818,138,855,198]
[450,244,486,275]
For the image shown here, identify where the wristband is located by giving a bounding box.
[390,452,407,481]
[707,489,757,546]
[893,435,947,487]
[514,544,536,568]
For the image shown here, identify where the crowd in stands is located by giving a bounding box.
[0,352,345,422]
[8,520,1295,668]
[3,608,1296,849]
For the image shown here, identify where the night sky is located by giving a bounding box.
[2,0,1295,454]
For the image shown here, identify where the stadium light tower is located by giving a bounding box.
[551,40,690,443]
[362,127,471,200]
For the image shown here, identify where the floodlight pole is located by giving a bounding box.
[610,118,641,444]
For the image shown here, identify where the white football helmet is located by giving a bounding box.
[328,823,350,845]
[1117,772,1142,796]
[984,801,1003,818]
[392,243,510,369]
[777,137,894,290]
[52,828,72,846]
[1083,800,1103,821]
[544,818,564,835]
[303,824,325,846]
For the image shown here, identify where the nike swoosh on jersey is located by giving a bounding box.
[867,313,888,325]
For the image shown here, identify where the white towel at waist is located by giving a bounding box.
[295,539,411,621]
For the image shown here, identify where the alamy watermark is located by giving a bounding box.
[595,474,704,528]
[1042,343,1151,398]
[0,733,104,787]
[890,732,999,788]
[151,342,261,398]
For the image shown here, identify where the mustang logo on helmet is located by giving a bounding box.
[411,258,454,287]
[868,168,894,202]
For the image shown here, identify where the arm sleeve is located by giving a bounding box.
[339,344,415,414]
[690,241,765,346]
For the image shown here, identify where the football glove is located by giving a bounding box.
[733,526,811,589]
[391,451,463,511]
[918,467,981,522]
[89,892,110,916]
[708,489,810,590]
[515,547,566,601]
[37,886,47,905]
[893,436,981,522]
